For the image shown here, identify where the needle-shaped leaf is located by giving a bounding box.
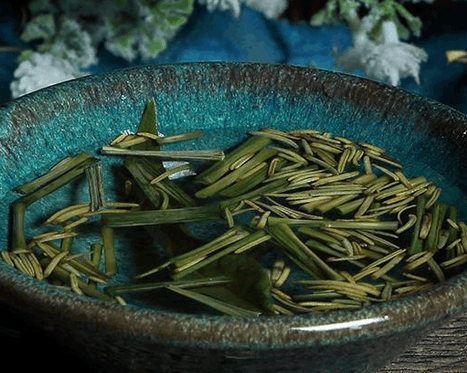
[14,152,94,195]
[103,205,221,227]
[137,97,158,136]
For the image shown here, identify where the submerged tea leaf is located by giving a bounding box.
[217,254,274,314]
[167,285,262,317]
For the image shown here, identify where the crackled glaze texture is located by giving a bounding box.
[1,63,467,373]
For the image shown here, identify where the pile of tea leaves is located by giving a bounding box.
[4,98,467,316]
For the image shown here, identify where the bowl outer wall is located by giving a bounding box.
[1,62,467,351]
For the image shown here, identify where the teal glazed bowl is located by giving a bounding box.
[1,62,467,373]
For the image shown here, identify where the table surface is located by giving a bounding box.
[379,313,467,373]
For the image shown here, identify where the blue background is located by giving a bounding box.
[1,2,467,115]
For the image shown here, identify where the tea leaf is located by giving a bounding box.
[107,276,231,294]
[103,205,220,227]
[426,202,446,252]
[217,254,274,314]
[171,230,271,280]
[101,146,225,161]
[102,223,117,276]
[155,131,205,145]
[167,285,262,317]
[14,152,94,194]
[196,147,278,198]
[137,97,158,135]
[17,156,99,207]
[196,135,272,184]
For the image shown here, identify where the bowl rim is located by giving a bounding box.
[1,61,467,349]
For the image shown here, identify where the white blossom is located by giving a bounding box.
[243,0,288,19]
[10,52,80,98]
[198,0,242,17]
[336,19,428,86]
[198,0,287,19]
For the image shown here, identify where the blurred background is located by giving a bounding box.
[0,0,466,112]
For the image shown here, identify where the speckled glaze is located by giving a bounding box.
[1,63,467,373]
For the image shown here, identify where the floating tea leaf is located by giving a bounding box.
[6,96,467,316]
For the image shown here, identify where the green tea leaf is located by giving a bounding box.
[103,205,221,227]
[137,97,158,137]
[168,285,262,316]
[216,254,274,314]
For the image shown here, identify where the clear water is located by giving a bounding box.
[1,75,467,314]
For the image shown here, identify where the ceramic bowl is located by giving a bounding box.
[1,63,467,373]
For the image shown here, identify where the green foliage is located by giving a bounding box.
[21,0,195,68]
[21,14,56,42]
[393,2,423,37]
[310,0,360,27]
[18,49,35,63]
[149,39,167,55]
[28,0,58,14]
[103,0,195,61]
[367,0,422,40]
[20,13,97,68]
[311,0,422,40]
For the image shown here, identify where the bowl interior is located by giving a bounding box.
[1,63,467,318]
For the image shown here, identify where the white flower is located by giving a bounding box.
[198,0,287,19]
[198,0,241,17]
[336,19,428,86]
[244,0,288,19]
[10,52,80,98]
